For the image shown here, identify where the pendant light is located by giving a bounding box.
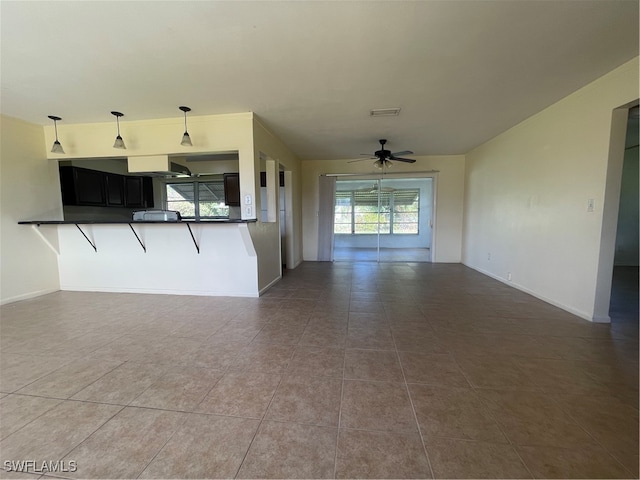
[111,111,126,149]
[48,115,65,154]
[179,106,192,146]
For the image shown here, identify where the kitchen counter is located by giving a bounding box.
[19,219,256,225]
[19,218,257,254]
[19,219,262,297]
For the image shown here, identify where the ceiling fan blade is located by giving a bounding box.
[356,185,377,192]
[348,158,374,163]
[390,150,413,157]
[391,157,416,163]
[355,185,396,193]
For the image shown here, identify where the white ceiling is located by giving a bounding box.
[1,1,638,160]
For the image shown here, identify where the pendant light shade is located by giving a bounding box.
[179,106,192,146]
[111,111,126,149]
[48,115,65,154]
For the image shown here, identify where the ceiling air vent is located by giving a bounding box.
[370,108,401,117]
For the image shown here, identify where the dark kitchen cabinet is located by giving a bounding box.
[143,177,154,208]
[59,166,77,205]
[223,173,240,206]
[59,166,153,208]
[124,176,154,208]
[60,166,106,206]
[105,173,125,206]
[124,176,144,207]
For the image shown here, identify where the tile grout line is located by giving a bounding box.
[389,312,437,480]
[190,357,234,413]
[546,393,636,478]
[332,329,348,480]
[0,395,65,444]
[453,334,632,475]
[53,403,126,477]
[448,336,537,479]
[53,359,128,401]
[1,355,79,395]
[134,412,184,479]
[231,346,296,479]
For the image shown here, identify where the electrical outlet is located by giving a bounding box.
[245,206,252,216]
[587,198,595,212]
[487,253,491,261]
[507,272,512,281]
[244,195,252,205]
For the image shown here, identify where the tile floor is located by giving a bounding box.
[333,247,431,263]
[0,262,637,479]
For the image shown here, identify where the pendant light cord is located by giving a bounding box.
[54,120,59,141]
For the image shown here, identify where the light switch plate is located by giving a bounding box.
[244,195,252,205]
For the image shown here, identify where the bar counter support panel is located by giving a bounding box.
[17,220,260,297]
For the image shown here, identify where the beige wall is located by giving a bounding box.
[1,115,63,304]
[250,116,303,291]
[462,57,639,321]
[301,156,465,263]
[44,112,254,160]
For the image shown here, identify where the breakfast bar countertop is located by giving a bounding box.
[18,219,257,225]
[18,218,258,254]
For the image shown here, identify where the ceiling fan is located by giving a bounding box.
[356,183,396,193]
[349,139,416,168]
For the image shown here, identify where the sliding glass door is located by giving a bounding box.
[333,176,433,262]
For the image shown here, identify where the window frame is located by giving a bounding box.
[165,179,229,221]
[334,188,420,235]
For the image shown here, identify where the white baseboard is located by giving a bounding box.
[289,258,303,269]
[590,314,612,323]
[59,285,260,298]
[462,263,599,323]
[259,275,283,296]
[1,287,60,305]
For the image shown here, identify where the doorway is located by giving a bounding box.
[332,176,433,262]
[609,105,639,324]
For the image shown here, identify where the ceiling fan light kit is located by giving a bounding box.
[375,159,393,169]
[349,139,416,168]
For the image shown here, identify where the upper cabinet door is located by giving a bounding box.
[125,176,145,207]
[223,173,240,206]
[143,177,154,208]
[105,173,125,206]
[74,168,106,206]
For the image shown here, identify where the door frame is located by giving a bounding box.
[331,172,437,262]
